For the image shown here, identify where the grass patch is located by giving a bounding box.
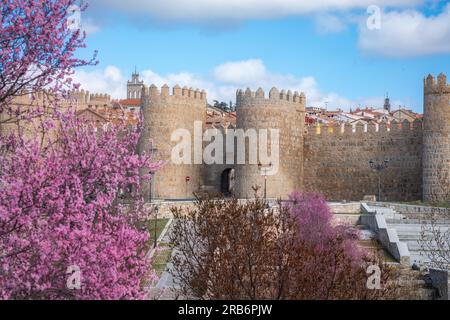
[141,218,170,251]
[147,218,170,239]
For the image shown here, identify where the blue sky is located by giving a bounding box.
[73,0,450,113]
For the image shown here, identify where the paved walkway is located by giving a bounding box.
[146,221,180,300]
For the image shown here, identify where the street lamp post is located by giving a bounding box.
[369,159,389,202]
[148,168,158,248]
[149,144,158,248]
[258,162,273,201]
[153,206,159,249]
[185,176,191,199]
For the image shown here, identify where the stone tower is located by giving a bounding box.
[139,84,206,200]
[127,70,144,99]
[234,88,305,199]
[423,73,450,202]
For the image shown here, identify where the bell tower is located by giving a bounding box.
[127,67,144,99]
[383,93,391,112]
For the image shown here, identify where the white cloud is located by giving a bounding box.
[73,60,404,110]
[94,0,422,23]
[212,60,356,108]
[358,4,450,57]
[315,13,347,34]
[214,59,266,85]
[81,18,101,34]
[72,66,126,98]
[141,70,208,90]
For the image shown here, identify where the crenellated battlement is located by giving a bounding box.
[89,92,111,103]
[70,89,91,104]
[236,87,306,108]
[306,119,423,138]
[6,89,114,113]
[69,90,112,105]
[424,73,450,94]
[141,84,207,101]
[11,90,79,106]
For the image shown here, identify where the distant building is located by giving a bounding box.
[206,105,236,129]
[127,69,144,99]
[119,98,141,111]
[391,108,420,122]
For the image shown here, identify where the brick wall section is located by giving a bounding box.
[303,121,423,201]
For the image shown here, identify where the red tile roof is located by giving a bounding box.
[119,99,141,106]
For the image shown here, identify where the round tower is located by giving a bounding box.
[139,84,206,200]
[423,73,450,202]
[234,87,305,199]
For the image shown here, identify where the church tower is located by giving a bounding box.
[127,68,144,99]
[383,93,391,112]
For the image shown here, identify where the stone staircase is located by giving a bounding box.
[365,203,449,267]
[385,220,449,266]
[365,204,404,220]
[364,203,450,299]
[394,267,435,300]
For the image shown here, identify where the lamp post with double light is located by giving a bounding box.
[369,159,389,202]
[149,144,158,248]
[258,162,273,201]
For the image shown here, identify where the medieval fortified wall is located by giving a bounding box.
[303,120,423,201]
[138,73,449,202]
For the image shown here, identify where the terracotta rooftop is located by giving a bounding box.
[119,99,141,106]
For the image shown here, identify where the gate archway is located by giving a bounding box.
[220,168,235,196]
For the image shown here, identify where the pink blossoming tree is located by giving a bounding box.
[0,0,97,121]
[286,191,360,248]
[0,0,160,299]
[0,113,160,299]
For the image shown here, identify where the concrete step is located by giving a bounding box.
[386,219,449,225]
[392,224,449,230]
[395,239,440,250]
[367,206,395,213]
[397,235,433,242]
[407,246,433,252]
[397,234,433,240]
[409,256,432,265]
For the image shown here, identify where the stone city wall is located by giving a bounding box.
[303,120,423,201]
